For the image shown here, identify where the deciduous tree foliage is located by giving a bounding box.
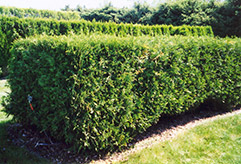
[151,0,240,37]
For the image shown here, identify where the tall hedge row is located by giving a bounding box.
[0,6,81,20]
[4,34,240,153]
[0,16,213,76]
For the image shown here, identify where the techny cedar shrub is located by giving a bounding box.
[0,16,213,76]
[0,6,81,20]
[3,35,240,153]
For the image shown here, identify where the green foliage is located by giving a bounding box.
[63,0,241,37]
[150,0,240,37]
[121,2,154,25]
[81,5,126,23]
[0,80,48,163]
[0,6,81,20]
[151,0,214,26]
[4,34,241,153]
[0,16,213,76]
[1,0,240,37]
[211,0,241,37]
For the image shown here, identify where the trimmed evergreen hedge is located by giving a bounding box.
[0,16,213,76]
[0,6,81,20]
[3,34,240,153]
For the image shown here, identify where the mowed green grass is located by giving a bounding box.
[0,79,49,164]
[118,113,241,164]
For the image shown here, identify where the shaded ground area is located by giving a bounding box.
[101,106,241,164]
[6,102,241,164]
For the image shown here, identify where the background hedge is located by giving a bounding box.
[1,0,240,38]
[3,34,240,153]
[0,15,213,76]
[0,6,81,20]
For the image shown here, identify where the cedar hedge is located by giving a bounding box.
[0,6,81,20]
[3,34,240,153]
[0,16,213,76]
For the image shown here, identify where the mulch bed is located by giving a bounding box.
[7,104,241,164]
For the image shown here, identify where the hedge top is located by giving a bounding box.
[0,15,214,76]
[0,15,214,37]
[0,6,81,20]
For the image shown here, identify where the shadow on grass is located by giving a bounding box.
[131,102,241,145]
[0,120,49,164]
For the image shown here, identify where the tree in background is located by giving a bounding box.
[150,0,240,36]
[63,3,126,23]
[151,0,215,25]
[121,2,154,24]
[213,0,241,36]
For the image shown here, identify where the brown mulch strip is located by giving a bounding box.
[7,106,241,164]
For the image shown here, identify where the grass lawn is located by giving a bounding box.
[0,79,49,164]
[118,112,241,164]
